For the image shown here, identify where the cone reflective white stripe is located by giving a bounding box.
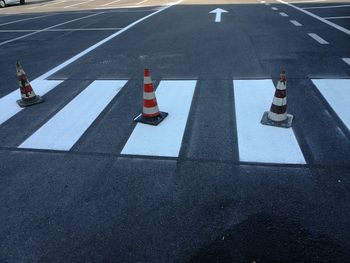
[134,68,168,125]
[261,71,293,128]
[272,96,287,106]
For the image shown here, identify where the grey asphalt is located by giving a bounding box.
[1,1,350,262]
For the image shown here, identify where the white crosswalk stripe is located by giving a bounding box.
[19,80,126,151]
[0,79,63,125]
[121,80,196,157]
[233,80,306,164]
[312,79,350,130]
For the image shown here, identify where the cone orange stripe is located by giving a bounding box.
[143,112,160,117]
[144,83,154,92]
[143,99,157,107]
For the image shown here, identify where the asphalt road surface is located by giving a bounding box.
[1,0,350,262]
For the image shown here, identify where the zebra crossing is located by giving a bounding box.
[1,77,349,165]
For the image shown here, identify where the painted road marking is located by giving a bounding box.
[209,8,228,23]
[234,80,306,164]
[0,28,122,33]
[121,80,196,157]
[289,0,325,3]
[27,0,68,9]
[277,0,350,35]
[0,12,103,47]
[271,7,278,10]
[290,19,302,26]
[308,33,329,44]
[312,79,350,130]
[0,14,51,26]
[279,12,288,16]
[342,58,350,66]
[0,80,63,125]
[303,4,350,9]
[101,0,121,6]
[323,16,350,20]
[33,0,182,81]
[64,0,95,8]
[136,0,148,4]
[19,80,126,151]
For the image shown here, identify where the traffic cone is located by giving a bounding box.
[16,61,44,107]
[261,71,293,128]
[134,69,168,126]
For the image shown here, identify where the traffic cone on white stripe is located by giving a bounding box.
[261,71,293,128]
[134,68,168,125]
[16,61,44,107]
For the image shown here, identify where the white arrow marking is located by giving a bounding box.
[209,8,228,22]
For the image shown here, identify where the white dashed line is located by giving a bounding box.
[279,12,288,16]
[303,4,350,9]
[277,0,350,35]
[64,0,94,8]
[290,20,302,26]
[308,33,329,44]
[271,7,278,10]
[342,58,350,67]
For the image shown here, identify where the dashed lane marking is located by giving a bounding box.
[234,80,306,164]
[121,80,196,157]
[277,0,350,35]
[271,7,278,10]
[279,12,288,16]
[312,79,350,130]
[308,33,329,44]
[342,58,350,67]
[290,19,302,26]
[19,80,127,151]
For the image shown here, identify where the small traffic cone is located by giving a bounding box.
[134,69,168,126]
[261,71,293,128]
[16,61,44,107]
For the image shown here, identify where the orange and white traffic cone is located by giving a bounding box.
[16,62,44,107]
[134,68,168,125]
[261,71,293,128]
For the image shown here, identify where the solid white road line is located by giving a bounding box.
[64,0,94,8]
[121,80,196,157]
[35,0,182,80]
[0,80,63,125]
[0,12,103,47]
[290,19,302,26]
[289,0,325,3]
[234,80,306,164]
[0,28,122,32]
[277,0,350,35]
[271,7,278,10]
[279,12,288,16]
[101,0,121,6]
[312,79,350,130]
[0,14,50,26]
[303,4,350,9]
[342,58,350,66]
[27,0,68,9]
[19,80,126,151]
[323,16,350,20]
[308,33,329,44]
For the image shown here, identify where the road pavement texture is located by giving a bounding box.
[1,0,350,261]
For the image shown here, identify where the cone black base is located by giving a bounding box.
[260,111,293,128]
[134,112,168,126]
[17,95,44,108]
